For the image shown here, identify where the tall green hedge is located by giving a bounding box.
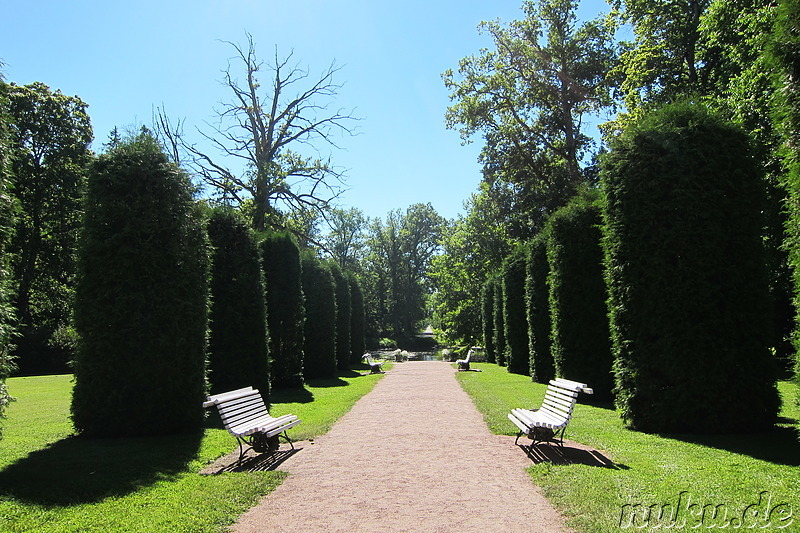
[347,272,366,364]
[481,280,496,364]
[0,82,17,434]
[503,246,529,375]
[301,254,337,379]
[71,131,208,437]
[328,261,351,371]
[260,232,304,389]
[492,276,506,366]
[547,191,613,400]
[526,232,554,383]
[602,102,780,432]
[207,209,270,403]
[773,0,800,394]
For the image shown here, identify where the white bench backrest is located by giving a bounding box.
[204,387,270,431]
[539,378,592,422]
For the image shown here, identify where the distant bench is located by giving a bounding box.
[203,386,301,463]
[508,378,593,447]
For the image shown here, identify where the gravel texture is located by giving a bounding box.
[228,361,580,533]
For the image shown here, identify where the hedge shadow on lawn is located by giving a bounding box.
[665,425,800,467]
[0,431,203,506]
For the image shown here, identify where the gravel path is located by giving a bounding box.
[231,361,575,533]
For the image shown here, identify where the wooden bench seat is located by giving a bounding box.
[362,353,384,374]
[508,378,593,447]
[203,386,301,463]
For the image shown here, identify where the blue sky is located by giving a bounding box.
[2,0,610,221]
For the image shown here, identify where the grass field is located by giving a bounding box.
[456,363,800,532]
[0,365,388,533]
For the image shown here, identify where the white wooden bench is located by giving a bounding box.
[362,353,384,374]
[455,348,473,371]
[203,386,301,463]
[508,378,593,447]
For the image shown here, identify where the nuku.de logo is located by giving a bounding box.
[618,491,794,529]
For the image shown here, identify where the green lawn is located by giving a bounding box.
[0,365,388,533]
[456,363,800,532]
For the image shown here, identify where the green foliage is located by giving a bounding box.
[5,81,93,375]
[481,280,496,364]
[602,102,780,432]
[347,272,366,364]
[547,190,613,400]
[206,208,270,403]
[300,253,337,379]
[502,246,529,375]
[526,232,555,383]
[492,276,506,366]
[71,130,208,437]
[260,231,304,389]
[364,203,443,337]
[457,365,800,533]
[0,78,18,433]
[328,261,351,370]
[773,0,800,395]
[444,0,618,233]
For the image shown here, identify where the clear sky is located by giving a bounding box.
[2,0,609,221]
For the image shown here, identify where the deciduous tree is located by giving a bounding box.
[158,33,357,235]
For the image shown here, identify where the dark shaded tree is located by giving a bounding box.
[602,102,780,432]
[526,232,555,383]
[771,0,800,394]
[547,190,613,400]
[260,231,304,388]
[71,130,208,437]
[481,279,496,364]
[328,261,351,370]
[0,73,19,433]
[347,272,366,364]
[503,245,529,375]
[492,276,506,366]
[301,253,337,378]
[207,208,270,402]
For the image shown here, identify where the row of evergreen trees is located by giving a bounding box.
[482,103,781,434]
[70,131,366,437]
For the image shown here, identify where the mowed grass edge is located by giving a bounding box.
[0,365,389,533]
[456,363,800,532]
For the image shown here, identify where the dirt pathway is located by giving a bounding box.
[231,361,575,533]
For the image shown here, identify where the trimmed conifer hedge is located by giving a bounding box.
[71,132,208,437]
[328,261,351,371]
[347,272,366,364]
[526,232,554,383]
[481,280,496,364]
[772,0,800,394]
[602,102,780,432]
[260,232,304,389]
[492,276,506,366]
[547,191,613,400]
[207,209,270,403]
[503,246,529,375]
[0,95,16,431]
[301,254,337,379]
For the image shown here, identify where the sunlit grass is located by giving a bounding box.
[0,365,387,533]
[457,363,800,532]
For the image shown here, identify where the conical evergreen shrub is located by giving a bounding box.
[71,131,208,437]
[602,102,780,432]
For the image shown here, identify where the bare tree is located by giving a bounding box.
[158,33,357,232]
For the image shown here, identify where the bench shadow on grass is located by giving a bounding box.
[520,442,630,469]
[0,431,203,506]
[665,420,800,467]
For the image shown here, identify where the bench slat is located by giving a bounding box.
[509,378,591,444]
